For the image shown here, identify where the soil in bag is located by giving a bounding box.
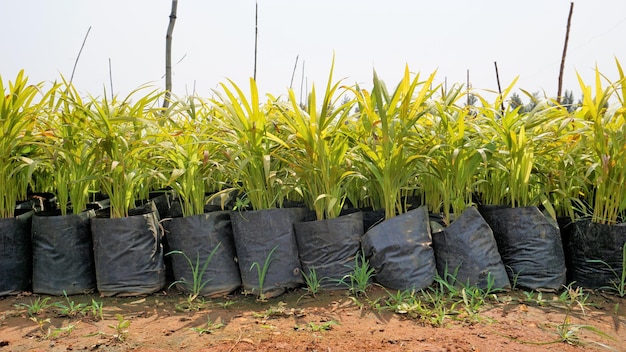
[294,210,363,289]
[31,210,96,295]
[231,207,305,298]
[478,205,566,291]
[567,219,626,289]
[0,210,33,296]
[164,211,241,297]
[361,206,436,291]
[430,207,510,290]
[91,202,166,296]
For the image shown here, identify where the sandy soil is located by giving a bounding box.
[1,286,624,352]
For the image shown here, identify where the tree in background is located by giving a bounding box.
[509,89,578,113]
[561,90,576,112]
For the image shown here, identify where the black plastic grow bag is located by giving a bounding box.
[294,210,363,289]
[361,208,386,233]
[91,202,166,296]
[478,205,566,291]
[230,207,305,298]
[164,211,241,297]
[430,207,510,290]
[0,210,33,296]
[361,206,436,291]
[31,210,96,295]
[567,219,626,289]
[147,192,174,220]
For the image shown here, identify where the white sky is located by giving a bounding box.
[2,1,625,101]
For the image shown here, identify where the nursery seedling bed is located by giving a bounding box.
[0,286,624,351]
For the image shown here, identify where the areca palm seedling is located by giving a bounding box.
[150,96,228,217]
[274,58,357,220]
[576,61,626,225]
[211,78,291,211]
[80,87,163,218]
[350,66,437,220]
[36,79,98,215]
[0,70,48,218]
[419,85,486,224]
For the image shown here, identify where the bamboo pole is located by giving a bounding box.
[557,2,574,104]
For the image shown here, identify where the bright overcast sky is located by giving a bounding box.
[2,0,625,101]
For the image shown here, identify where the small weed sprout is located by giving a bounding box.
[393,291,447,327]
[307,320,338,332]
[89,299,104,320]
[252,301,292,321]
[516,287,616,347]
[587,242,626,297]
[250,245,279,301]
[45,322,80,340]
[17,297,53,317]
[216,300,235,309]
[507,266,522,290]
[300,267,327,299]
[29,316,51,335]
[523,290,546,306]
[436,264,462,297]
[459,273,502,320]
[232,196,250,212]
[167,244,221,303]
[108,314,131,342]
[545,314,616,348]
[387,268,501,327]
[559,283,590,314]
[421,288,451,327]
[342,251,375,296]
[191,315,224,335]
[384,289,414,309]
[366,296,384,312]
[54,290,88,317]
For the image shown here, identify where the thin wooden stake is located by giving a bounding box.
[466,69,470,106]
[290,55,299,89]
[69,26,91,85]
[557,2,575,104]
[494,61,504,113]
[300,60,306,106]
[163,0,178,109]
[108,58,114,96]
[253,1,258,81]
